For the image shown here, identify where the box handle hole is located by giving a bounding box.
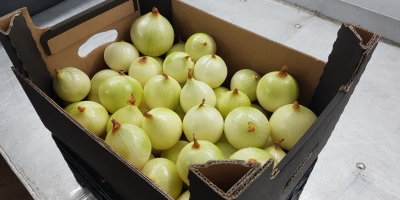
[78,30,118,57]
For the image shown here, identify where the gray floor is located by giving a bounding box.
[1,0,399,199]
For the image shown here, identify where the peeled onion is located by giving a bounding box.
[217,88,251,119]
[140,158,182,199]
[166,43,185,56]
[87,69,119,103]
[180,69,216,113]
[185,33,217,62]
[128,56,162,87]
[144,73,181,110]
[230,147,277,167]
[183,98,224,143]
[163,52,194,86]
[177,190,190,200]
[106,92,143,133]
[264,139,286,163]
[269,101,317,150]
[98,71,143,113]
[130,8,174,56]
[256,65,299,112]
[104,41,139,71]
[193,54,227,88]
[53,67,90,102]
[176,134,224,184]
[142,108,182,150]
[65,101,109,136]
[105,120,151,169]
[231,69,260,102]
[161,141,189,163]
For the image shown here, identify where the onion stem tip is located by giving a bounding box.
[78,106,86,112]
[162,73,169,79]
[292,101,300,109]
[192,133,200,149]
[233,88,239,94]
[111,119,121,134]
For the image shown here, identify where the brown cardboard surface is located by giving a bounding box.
[171,0,326,107]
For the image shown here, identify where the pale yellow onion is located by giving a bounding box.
[213,86,229,109]
[174,104,186,121]
[269,101,317,151]
[130,8,174,56]
[224,106,270,149]
[98,71,142,113]
[105,120,151,169]
[152,148,163,157]
[217,89,251,119]
[180,69,216,113]
[193,54,227,88]
[231,69,260,101]
[215,141,238,159]
[185,33,217,62]
[151,56,164,67]
[163,52,194,86]
[183,99,223,143]
[87,69,119,103]
[261,136,274,149]
[65,101,109,136]
[230,147,277,167]
[144,74,181,110]
[139,95,151,114]
[264,139,286,163]
[106,92,143,133]
[177,190,190,200]
[176,134,224,184]
[161,141,189,163]
[256,65,299,112]
[140,158,182,199]
[166,43,185,56]
[53,67,90,102]
[142,108,182,150]
[147,154,155,162]
[104,41,139,71]
[128,56,162,87]
[251,104,270,119]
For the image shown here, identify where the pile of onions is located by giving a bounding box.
[151,56,164,66]
[183,98,224,143]
[128,56,162,87]
[193,54,227,88]
[143,73,181,110]
[251,104,269,118]
[166,43,185,56]
[214,135,238,159]
[231,69,260,102]
[185,33,217,62]
[104,41,139,72]
[65,101,109,136]
[163,52,195,86]
[138,95,151,114]
[217,89,251,119]
[224,106,270,149]
[161,141,189,163]
[264,139,286,163]
[106,92,143,133]
[213,86,229,109]
[269,101,317,150]
[256,65,299,112]
[140,158,182,199]
[142,108,182,150]
[174,104,186,121]
[53,67,90,102]
[130,8,174,56]
[176,134,224,184]
[230,147,277,167]
[98,70,142,113]
[87,69,119,103]
[105,119,151,169]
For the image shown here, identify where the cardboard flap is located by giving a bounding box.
[0,10,21,34]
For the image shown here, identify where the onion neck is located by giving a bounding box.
[184,56,194,63]
[188,68,193,80]
[143,111,153,118]
[55,69,61,76]
[292,101,300,109]
[254,75,259,82]
[139,57,148,64]
[199,98,206,108]
[274,139,284,150]
[202,42,207,47]
[248,159,257,163]
[162,73,169,80]
[152,7,160,17]
[277,65,288,78]
[211,54,216,59]
[78,106,85,113]
[111,119,121,134]
[248,123,255,132]
[119,70,125,76]
[192,134,201,149]
[126,92,136,105]
[232,88,239,95]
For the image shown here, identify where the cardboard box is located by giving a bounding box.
[0,0,379,199]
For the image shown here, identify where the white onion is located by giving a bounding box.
[224,106,270,149]
[53,67,90,102]
[193,54,227,88]
[130,8,174,56]
[87,69,119,103]
[138,95,151,114]
[98,71,143,113]
[261,136,274,149]
[269,101,317,150]
[163,52,194,86]
[152,148,163,157]
[231,69,260,102]
[161,141,189,163]
[180,69,216,113]
[106,92,143,133]
[177,190,190,200]
[174,104,186,121]
[264,139,286,163]
[251,104,269,118]
[144,74,181,110]
[213,86,229,109]
[166,43,185,56]
[151,56,164,67]
[183,98,224,143]
[105,120,151,169]
[142,108,182,150]
[104,41,139,71]
[176,134,224,184]
[185,33,217,62]
[230,147,277,167]
[128,56,162,87]
[215,140,238,159]
[65,101,109,136]
[217,89,251,119]
[256,65,299,112]
[140,158,182,199]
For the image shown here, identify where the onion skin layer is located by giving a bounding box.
[185,33,217,62]
[230,147,277,167]
[53,67,90,102]
[231,69,260,102]
[104,41,139,72]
